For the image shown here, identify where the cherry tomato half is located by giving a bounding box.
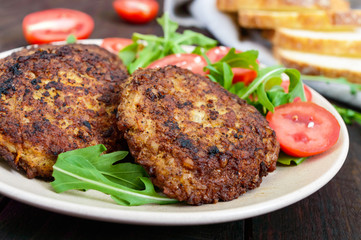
[22,8,94,44]
[281,79,312,102]
[206,46,258,85]
[147,53,208,75]
[113,0,159,24]
[266,102,340,157]
[101,38,133,55]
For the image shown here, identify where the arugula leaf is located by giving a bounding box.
[157,13,178,40]
[333,105,361,125]
[132,33,163,44]
[66,34,77,44]
[206,55,306,115]
[267,87,291,107]
[238,66,284,99]
[277,152,307,165]
[219,49,259,71]
[285,69,306,102]
[192,46,207,55]
[174,30,217,47]
[51,144,178,206]
[205,47,307,114]
[240,66,305,113]
[128,42,162,73]
[119,13,217,73]
[205,48,258,89]
[118,42,139,67]
[228,82,246,95]
[93,151,146,190]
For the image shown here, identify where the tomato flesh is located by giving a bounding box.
[232,68,258,85]
[113,0,159,24]
[206,46,258,85]
[101,38,133,55]
[206,46,235,62]
[281,79,312,102]
[266,102,340,157]
[147,53,207,75]
[22,8,94,44]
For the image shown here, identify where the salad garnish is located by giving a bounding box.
[119,13,217,73]
[51,144,178,206]
[277,152,307,166]
[66,34,77,44]
[333,105,361,125]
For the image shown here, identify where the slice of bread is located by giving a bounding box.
[273,28,361,57]
[217,0,350,12]
[217,0,239,12]
[274,48,361,83]
[238,9,361,30]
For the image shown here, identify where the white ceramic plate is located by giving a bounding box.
[0,40,349,226]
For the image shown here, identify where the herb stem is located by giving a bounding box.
[239,66,285,99]
[133,33,164,43]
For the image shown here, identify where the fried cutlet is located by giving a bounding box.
[117,66,280,205]
[0,44,128,179]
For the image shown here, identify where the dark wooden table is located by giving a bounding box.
[0,0,360,239]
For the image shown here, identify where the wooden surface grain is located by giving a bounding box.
[0,0,360,239]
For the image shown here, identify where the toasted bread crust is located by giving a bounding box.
[239,10,330,29]
[217,0,349,12]
[332,10,361,26]
[273,28,361,57]
[238,9,360,30]
[274,48,361,84]
[217,0,239,12]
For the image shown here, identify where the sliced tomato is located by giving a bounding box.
[281,79,312,102]
[101,38,133,55]
[113,0,159,24]
[22,8,94,44]
[266,102,340,157]
[206,46,258,85]
[147,53,207,75]
[206,46,236,62]
[232,68,258,85]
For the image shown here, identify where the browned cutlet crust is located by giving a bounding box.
[8,43,120,60]
[117,66,280,205]
[0,44,129,179]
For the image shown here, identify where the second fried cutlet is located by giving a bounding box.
[117,66,280,205]
[0,44,128,178]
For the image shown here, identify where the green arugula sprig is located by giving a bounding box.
[302,75,361,95]
[204,49,259,90]
[205,52,306,115]
[333,105,361,125]
[51,144,178,206]
[239,66,305,113]
[119,13,217,74]
[66,34,77,44]
[277,152,307,166]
